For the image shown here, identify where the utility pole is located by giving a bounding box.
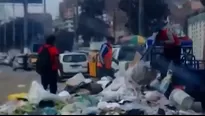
[43,0,46,36]
[3,5,6,52]
[43,0,46,14]
[12,1,15,48]
[138,0,143,35]
[129,0,132,33]
[113,9,117,39]
[73,0,79,50]
[23,0,28,54]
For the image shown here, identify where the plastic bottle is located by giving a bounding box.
[159,70,173,94]
[150,72,161,90]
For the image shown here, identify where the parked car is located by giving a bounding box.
[12,54,25,71]
[28,53,38,69]
[0,53,7,64]
[12,54,34,71]
[58,52,88,79]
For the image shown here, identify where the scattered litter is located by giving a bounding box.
[17,84,26,88]
[157,108,165,115]
[169,89,194,110]
[144,91,161,102]
[66,73,85,86]
[0,61,204,115]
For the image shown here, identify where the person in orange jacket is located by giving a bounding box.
[97,36,115,79]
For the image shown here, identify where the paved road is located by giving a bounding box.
[0,66,65,104]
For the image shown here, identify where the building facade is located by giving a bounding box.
[188,11,205,60]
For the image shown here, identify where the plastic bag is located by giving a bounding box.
[97,101,120,110]
[0,101,18,115]
[8,93,28,101]
[28,81,65,105]
[130,61,148,84]
[97,77,112,89]
[66,73,85,86]
[125,61,151,96]
[58,91,71,101]
[144,91,161,102]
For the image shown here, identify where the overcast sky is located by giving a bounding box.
[1,0,62,19]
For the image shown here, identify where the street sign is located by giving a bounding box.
[0,0,42,3]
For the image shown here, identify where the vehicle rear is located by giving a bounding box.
[28,53,38,69]
[12,55,25,70]
[59,53,88,78]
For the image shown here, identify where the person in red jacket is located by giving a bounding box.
[155,23,181,78]
[156,24,181,64]
[38,35,59,94]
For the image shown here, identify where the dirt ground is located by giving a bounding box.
[0,66,65,104]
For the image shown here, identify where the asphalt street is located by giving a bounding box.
[0,66,65,104]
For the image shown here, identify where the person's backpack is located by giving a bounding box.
[36,46,52,75]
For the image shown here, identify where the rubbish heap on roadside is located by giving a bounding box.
[0,61,204,115]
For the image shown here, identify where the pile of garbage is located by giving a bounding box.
[0,61,204,115]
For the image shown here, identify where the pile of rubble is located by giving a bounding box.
[0,61,204,115]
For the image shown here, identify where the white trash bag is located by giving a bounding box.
[144,91,161,102]
[66,73,85,86]
[28,81,65,105]
[97,76,112,89]
[0,101,17,115]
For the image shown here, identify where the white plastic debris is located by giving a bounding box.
[61,112,72,115]
[144,91,161,102]
[97,76,112,89]
[58,91,70,98]
[169,89,194,110]
[125,60,151,97]
[28,81,65,104]
[97,101,120,110]
[66,73,85,86]
[17,84,26,88]
[0,101,17,115]
[179,110,202,115]
[191,102,203,113]
[84,79,92,84]
[150,72,161,90]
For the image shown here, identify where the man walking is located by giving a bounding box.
[97,36,115,79]
[36,35,59,94]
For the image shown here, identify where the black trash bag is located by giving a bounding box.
[38,100,55,108]
[124,109,145,115]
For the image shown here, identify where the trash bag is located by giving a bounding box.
[100,75,136,102]
[42,107,58,115]
[28,81,65,105]
[81,107,98,115]
[61,104,78,114]
[125,61,152,96]
[75,95,99,107]
[87,83,103,95]
[0,101,18,115]
[144,91,161,102]
[130,61,149,84]
[58,91,71,99]
[97,101,120,110]
[8,93,28,101]
[66,73,86,86]
[97,76,112,89]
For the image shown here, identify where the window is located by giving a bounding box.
[118,46,137,61]
[63,54,87,62]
